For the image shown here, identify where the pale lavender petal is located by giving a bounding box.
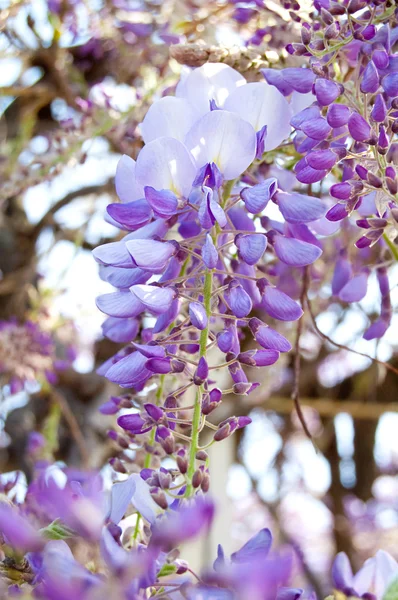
[130,285,176,314]
[274,236,322,267]
[115,155,144,203]
[227,282,252,318]
[236,233,267,265]
[153,298,181,333]
[135,137,197,198]
[240,178,278,214]
[332,553,354,593]
[92,241,133,268]
[102,317,139,343]
[125,239,176,273]
[223,82,292,151]
[300,118,331,140]
[99,265,150,288]
[106,352,150,386]
[275,191,326,224]
[185,110,256,180]
[332,254,352,295]
[231,528,272,563]
[255,324,292,352]
[144,187,178,218]
[338,272,368,303]
[107,199,152,230]
[189,302,208,330]
[96,291,144,318]
[261,286,303,321]
[140,96,199,143]
[176,63,245,115]
[202,234,218,268]
[108,476,137,524]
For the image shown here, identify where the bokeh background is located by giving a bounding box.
[1,0,397,593]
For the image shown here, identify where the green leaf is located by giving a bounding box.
[157,564,177,578]
[383,577,398,600]
[40,519,74,540]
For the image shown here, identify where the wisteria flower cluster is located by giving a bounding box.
[93,61,329,498]
[1,0,398,598]
[0,319,73,394]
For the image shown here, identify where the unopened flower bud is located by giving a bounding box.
[201,472,210,493]
[193,357,209,386]
[150,487,168,510]
[301,27,311,45]
[176,448,188,474]
[158,471,172,490]
[367,172,383,188]
[320,8,334,25]
[196,450,208,461]
[192,469,203,488]
[109,458,127,474]
[202,387,222,415]
[157,425,175,454]
[386,178,398,195]
[176,560,189,575]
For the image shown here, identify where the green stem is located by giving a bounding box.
[383,233,398,262]
[185,269,212,497]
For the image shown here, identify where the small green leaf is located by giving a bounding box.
[157,564,177,578]
[40,519,74,540]
[383,577,398,600]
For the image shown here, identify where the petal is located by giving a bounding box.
[102,317,139,343]
[306,149,338,170]
[224,82,292,151]
[382,72,398,97]
[348,113,372,142]
[189,302,208,330]
[135,137,197,197]
[140,96,200,143]
[332,254,352,295]
[281,67,315,93]
[231,528,273,563]
[126,239,176,273]
[107,199,152,230]
[99,265,150,288]
[236,233,267,265]
[115,155,144,203]
[275,191,327,223]
[261,68,294,96]
[240,178,278,214]
[338,272,368,302]
[274,235,322,267]
[360,60,379,94]
[144,186,178,218]
[332,553,354,593]
[96,291,144,318]
[153,298,181,333]
[314,78,341,106]
[261,286,303,321]
[176,63,246,115]
[108,476,137,524]
[130,285,176,314]
[327,104,351,128]
[227,283,252,318]
[93,241,134,268]
[295,164,327,184]
[185,110,256,180]
[106,352,151,386]
[300,118,332,140]
[256,325,292,352]
[202,233,218,268]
